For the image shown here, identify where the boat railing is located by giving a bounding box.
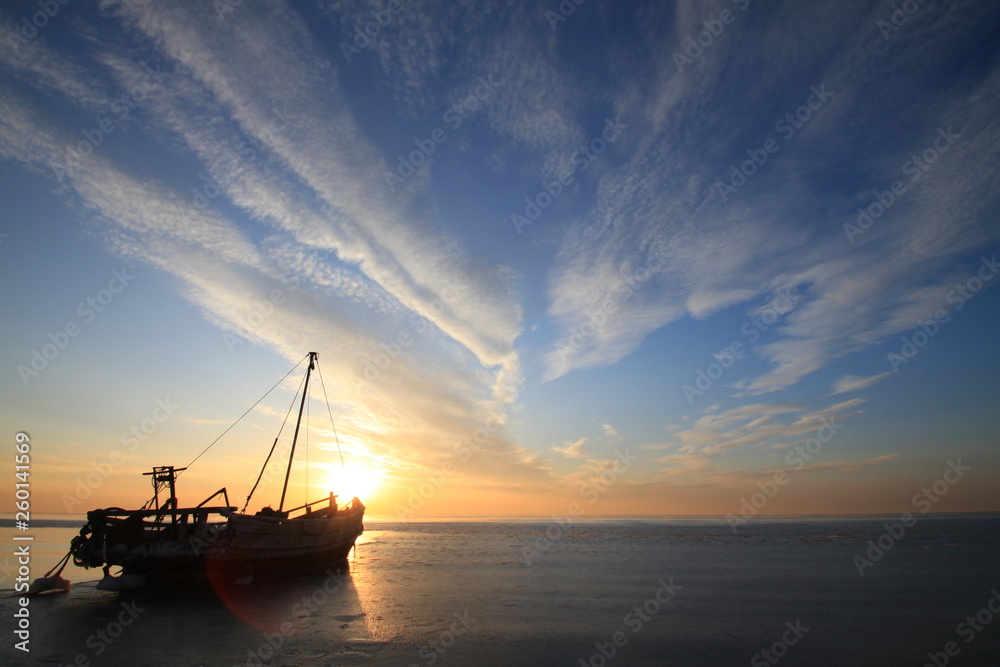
[96,506,236,543]
[221,494,361,523]
[285,492,340,515]
[103,506,237,525]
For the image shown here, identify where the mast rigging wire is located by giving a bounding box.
[180,353,310,475]
[315,356,346,469]
[240,371,307,512]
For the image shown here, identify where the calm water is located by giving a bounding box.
[2,515,999,666]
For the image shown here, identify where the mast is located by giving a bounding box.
[279,351,316,513]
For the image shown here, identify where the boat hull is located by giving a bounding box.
[93,505,364,586]
[64,353,370,591]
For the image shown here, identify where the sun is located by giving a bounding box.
[322,463,383,503]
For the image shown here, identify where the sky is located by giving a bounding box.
[1,0,998,519]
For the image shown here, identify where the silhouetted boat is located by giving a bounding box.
[62,352,364,590]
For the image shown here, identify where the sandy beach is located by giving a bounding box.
[2,517,999,666]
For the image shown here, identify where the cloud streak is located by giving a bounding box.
[2,1,998,513]
[0,0,549,492]
[533,1,1000,395]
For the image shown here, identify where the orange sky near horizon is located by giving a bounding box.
[20,442,999,520]
[2,1,1000,534]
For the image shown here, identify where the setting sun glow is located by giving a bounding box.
[323,464,383,503]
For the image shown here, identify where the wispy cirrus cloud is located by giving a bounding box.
[532,1,1000,395]
[656,399,866,479]
[830,372,892,396]
[2,1,998,515]
[552,437,586,458]
[0,1,553,490]
[110,1,523,373]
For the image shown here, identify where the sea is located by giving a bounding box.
[1,513,999,666]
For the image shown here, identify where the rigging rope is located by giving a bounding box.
[315,357,347,469]
[240,371,307,513]
[180,353,310,476]
[305,386,310,508]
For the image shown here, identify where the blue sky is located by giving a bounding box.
[1,0,998,516]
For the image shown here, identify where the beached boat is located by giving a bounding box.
[58,352,364,590]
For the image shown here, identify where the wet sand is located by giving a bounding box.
[2,517,999,666]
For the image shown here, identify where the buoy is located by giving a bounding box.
[28,575,72,595]
[28,551,72,595]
